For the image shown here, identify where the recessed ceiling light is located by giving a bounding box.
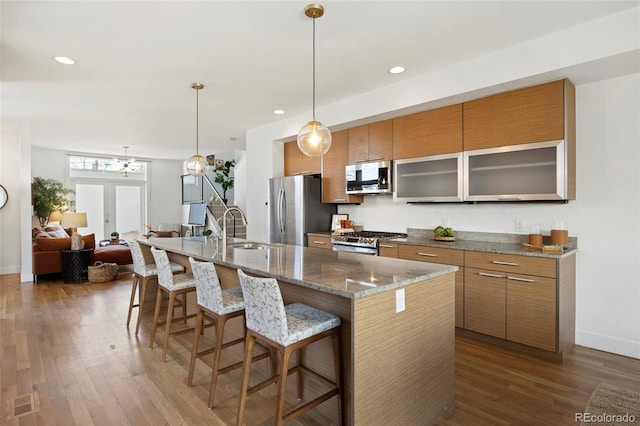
[389,66,405,74]
[273,109,285,115]
[54,56,75,65]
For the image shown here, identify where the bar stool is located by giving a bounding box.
[149,247,197,361]
[236,269,342,426]
[187,257,272,408]
[126,241,185,335]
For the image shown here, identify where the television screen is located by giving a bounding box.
[188,202,207,226]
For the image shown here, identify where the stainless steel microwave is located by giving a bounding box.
[345,160,393,194]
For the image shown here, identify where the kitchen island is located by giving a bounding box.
[139,237,457,425]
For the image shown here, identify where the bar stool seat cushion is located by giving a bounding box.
[159,272,196,291]
[282,303,341,346]
[138,262,184,277]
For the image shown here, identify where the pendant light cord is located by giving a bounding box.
[312,16,316,121]
[196,88,200,155]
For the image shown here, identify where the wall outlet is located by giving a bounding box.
[515,218,526,233]
[396,288,405,313]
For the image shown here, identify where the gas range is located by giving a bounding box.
[331,230,408,255]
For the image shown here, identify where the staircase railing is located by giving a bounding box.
[202,175,246,239]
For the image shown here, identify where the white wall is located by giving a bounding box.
[0,125,22,274]
[245,8,640,358]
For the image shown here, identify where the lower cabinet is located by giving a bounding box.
[398,245,464,328]
[308,234,332,250]
[377,242,399,258]
[464,251,567,354]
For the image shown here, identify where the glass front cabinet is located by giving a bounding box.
[463,140,569,201]
[394,153,464,202]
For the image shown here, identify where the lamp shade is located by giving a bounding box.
[297,120,332,157]
[61,212,87,229]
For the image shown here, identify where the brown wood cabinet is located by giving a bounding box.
[321,130,363,204]
[398,245,464,328]
[392,104,463,160]
[284,141,321,176]
[348,120,393,163]
[308,234,331,250]
[377,242,399,258]
[463,79,575,151]
[463,250,575,357]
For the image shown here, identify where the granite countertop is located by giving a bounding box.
[309,229,577,259]
[139,237,457,299]
[395,229,578,259]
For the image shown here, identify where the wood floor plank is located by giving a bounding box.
[1,272,639,425]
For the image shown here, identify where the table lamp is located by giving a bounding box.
[61,212,88,250]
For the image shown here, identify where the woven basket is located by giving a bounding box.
[88,261,119,283]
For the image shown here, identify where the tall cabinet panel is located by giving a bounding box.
[322,130,363,204]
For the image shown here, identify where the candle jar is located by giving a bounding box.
[528,224,543,246]
[550,221,568,245]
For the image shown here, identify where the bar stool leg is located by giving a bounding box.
[237,334,257,426]
[275,348,293,426]
[135,277,150,336]
[126,274,139,326]
[149,286,164,348]
[161,292,177,361]
[208,315,226,408]
[187,308,205,386]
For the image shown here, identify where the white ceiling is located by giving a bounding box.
[1,1,637,161]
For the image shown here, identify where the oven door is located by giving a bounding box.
[331,243,377,255]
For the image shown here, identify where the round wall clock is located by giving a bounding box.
[0,185,7,209]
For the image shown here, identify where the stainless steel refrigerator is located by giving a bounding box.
[268,175,336,246]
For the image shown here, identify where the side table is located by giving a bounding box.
[61,249,93,283]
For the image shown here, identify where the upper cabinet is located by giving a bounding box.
[463,79,576,201]
[392,104,463,160]
[348,120,393,163]
[463,79,574,151]
[322,130,363,204]
[284,141,321,176]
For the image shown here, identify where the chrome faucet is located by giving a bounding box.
[222,206,248,243]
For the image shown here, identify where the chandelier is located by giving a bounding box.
[116,145,140,177]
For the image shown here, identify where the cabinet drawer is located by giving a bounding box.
[308,235,332,250]
[464,251,556,278]
[378,242,398,258]
[398,245,463,266]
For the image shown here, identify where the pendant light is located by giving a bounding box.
[186,82,208,176]
[297,4,331,158]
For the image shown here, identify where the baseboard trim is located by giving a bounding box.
[576,329,640,359]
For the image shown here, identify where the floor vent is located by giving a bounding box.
[11,392,39,417]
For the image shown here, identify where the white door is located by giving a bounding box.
[74,181,145,242]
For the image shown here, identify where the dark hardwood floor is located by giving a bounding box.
[1,272,639,425]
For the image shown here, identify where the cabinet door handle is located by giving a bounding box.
[478,272,504,278]
[418,252,438,257]
[379,244,395,248]
[507,276,535,283]
[334,198,347,202]
[492,260,519,266]
[312,240,327,245]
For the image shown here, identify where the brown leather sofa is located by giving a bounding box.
[32,233,133,282]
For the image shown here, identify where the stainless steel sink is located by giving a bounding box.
[227,241,277,250]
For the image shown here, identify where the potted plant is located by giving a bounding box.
[32,177,75,226]
[214,160,236,204]
[110,231,120,243]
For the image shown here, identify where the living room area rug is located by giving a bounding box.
[580,382,640,425]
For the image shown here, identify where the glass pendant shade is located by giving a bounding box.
[297,120,332,157]
[186,154,208,177]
